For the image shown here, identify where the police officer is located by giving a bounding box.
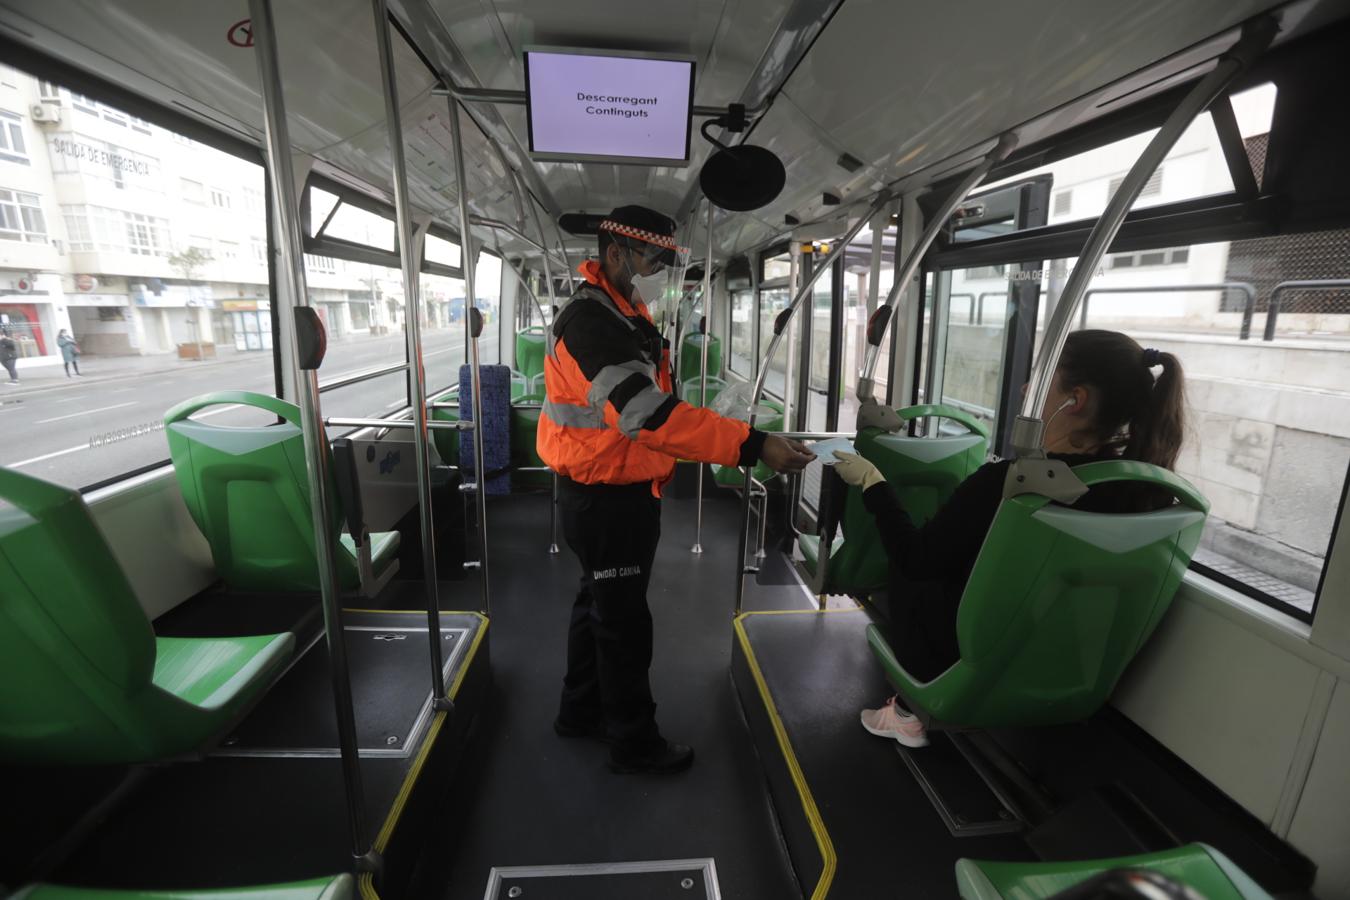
[538,205,814,774]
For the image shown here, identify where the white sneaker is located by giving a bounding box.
[860,695,928,748]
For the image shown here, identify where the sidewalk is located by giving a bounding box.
[0,349,261,399]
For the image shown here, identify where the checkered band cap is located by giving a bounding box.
[598,219,689,256]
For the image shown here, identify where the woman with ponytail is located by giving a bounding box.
[832,330,1187,747]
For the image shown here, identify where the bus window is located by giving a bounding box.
[1062,228,1349,621]
[0,65,273,491]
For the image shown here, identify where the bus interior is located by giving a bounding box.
[1,0,1349,898]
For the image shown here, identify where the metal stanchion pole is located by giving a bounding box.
[247,0,373,872]
[370,0,447,704]
[734,195,890,614]
[525,194,563,556]
[446,97,492,614]
[692,199,713,554]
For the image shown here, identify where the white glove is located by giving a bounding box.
[832,451,886,491]
[856,398,902,433]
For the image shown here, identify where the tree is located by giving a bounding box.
[169,246,214,282]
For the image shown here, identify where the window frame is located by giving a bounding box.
[918,79,1349,622]
[0,109,30,164]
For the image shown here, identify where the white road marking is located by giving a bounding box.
[54,395,88,403]
[193,404,244,419]
[36,401,136,425]
[9,443,88,468]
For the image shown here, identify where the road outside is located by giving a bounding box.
[0,328,489,490]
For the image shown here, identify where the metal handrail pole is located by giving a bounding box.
[493,234,551,333]
[693,200,714,554]
[318,361,409,393]
[371,0,446,703]
[857,133,1018,402]
[1013,19,1276,455]
[247,0,370,868]
[447,96,492,615]
[433,82,766,121]
[1071,283,1257,336]
[325,416,474,431]
[517,194,564,555]
[469,215,570,273]
[1266,280,1350,341]
[734,193,891,614]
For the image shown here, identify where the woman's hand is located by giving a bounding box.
[832,451,886,490]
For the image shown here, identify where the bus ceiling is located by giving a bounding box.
[0,0,1346,259]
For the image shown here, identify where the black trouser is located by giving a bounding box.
[557,477,662,755]
[64,359,79,376]
[1,358,15,381]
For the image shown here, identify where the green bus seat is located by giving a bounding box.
[511,392,551,490]
[509,369,529,400]
[516,326,547,380]
[867,460,1209,728]
[712,397,785,487]
[430,387,460,467]
[0,467,293,765]
[164,391,399,597]
[678,332,721,384]
[800,404,989,596]
[956,843,1270,900]
[682,375,728,409]
[11,873,354,899]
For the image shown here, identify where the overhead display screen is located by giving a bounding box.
[524,48,695,166]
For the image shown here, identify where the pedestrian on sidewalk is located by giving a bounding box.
[57,329,82,377]
[0,329,18,385]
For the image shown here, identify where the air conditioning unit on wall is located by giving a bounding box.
[29,103,61,124]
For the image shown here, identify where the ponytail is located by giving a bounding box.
[1124,349,1185,469]
[1056,330,1187,470]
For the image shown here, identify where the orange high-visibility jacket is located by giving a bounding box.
[538,261,766,494]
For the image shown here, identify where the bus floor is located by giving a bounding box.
[409,486,809,900]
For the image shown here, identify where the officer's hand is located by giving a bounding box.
[832,451,886,490]
[761,435,816,473]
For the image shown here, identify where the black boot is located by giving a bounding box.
[608,740,694,775]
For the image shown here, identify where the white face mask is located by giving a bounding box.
[630,271,668,305]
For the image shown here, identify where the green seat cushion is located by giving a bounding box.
[956,844,1270,900]
[152,633,294,711]
[11,873,355,900]
[338,530,401,575]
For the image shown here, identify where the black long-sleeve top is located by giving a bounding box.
[863,451,1141,681]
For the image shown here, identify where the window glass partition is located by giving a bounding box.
[0,66,273,489]
[1049,229,1350,621]
[729,288,755,377]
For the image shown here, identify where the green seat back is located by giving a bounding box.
[164,392,358,592]
[511,392,551,489]
[516,326,547,380]
[682,376,728,409]
[817,404,989,595]
[430,389,460,467]
[0,468,292,764]
[0,467,157,760]
[870,460,1209,728]
[955,843,1271,900]
[510,369,529,400]
[679,333,721,383]
[713,398,784,486]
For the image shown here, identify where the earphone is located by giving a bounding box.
[1045,394,1078,431]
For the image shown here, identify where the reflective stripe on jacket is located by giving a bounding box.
[538,261,765,494]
